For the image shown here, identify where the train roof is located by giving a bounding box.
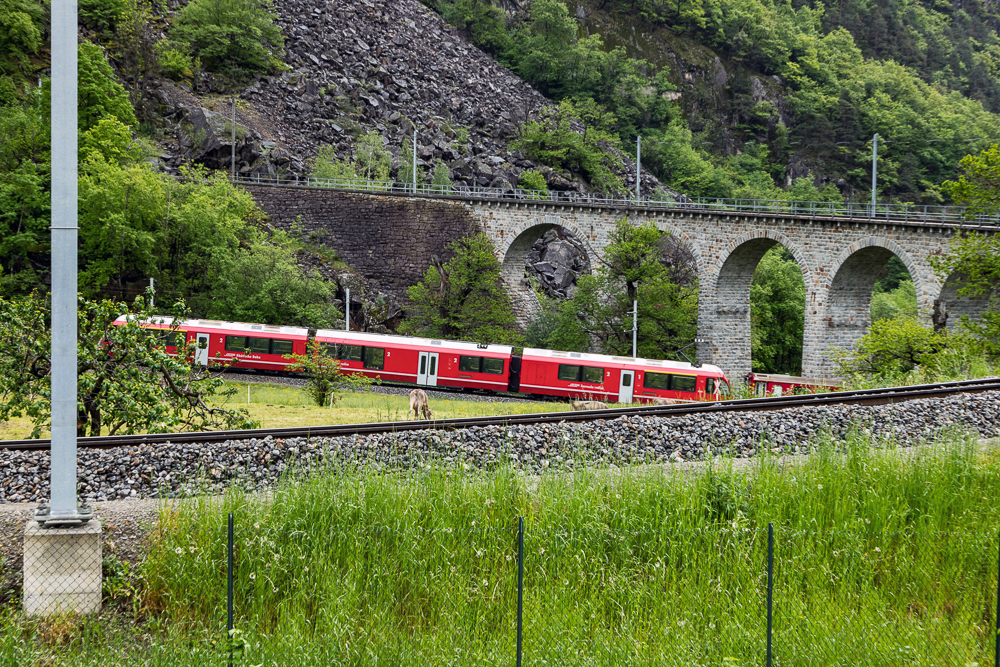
[521,347,726,376]
[114,316,309,337]
[315,329,514,355]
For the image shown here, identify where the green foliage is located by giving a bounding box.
[517,169,548,193]
[171,0,284,75]
[206,238,342,330]
[157,43,197,81]
[78,41,138,132]
[943,144,1000,215]
[871,280,917,323]
[79,0,128,33]
[930,231,1000,358]
[0,292,257,437]
[401,233,522,345]
[835,317,947,377]
[397,135,416,187]
[283,339,378,407]
[355,131,391,181]
[528,219,697,359]
[750,247,805,374]
[430,160,452,187]
[516,100,624,193]
[310,145,356,181]
[0,0,42,70]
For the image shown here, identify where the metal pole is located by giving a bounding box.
[231,97,236,181]
[632,300,638,359]
[871,133,878,217]
[227,512,234,667]
[41,0,89,525]
[344,288,350,331]
[413,128,417,194]
[516,516,524,667]
[636,135,641,204]
[766,522,774,667]
[149,277,155,308]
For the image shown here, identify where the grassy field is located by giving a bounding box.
[0,382,569,440]
[5,428,1000,666]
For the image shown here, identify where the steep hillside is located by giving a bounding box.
[149,0,667,195]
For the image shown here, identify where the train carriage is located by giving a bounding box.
[747,373,839,396]
[313,330,515,392]
[113,317,309,371]
[519,348,730,403]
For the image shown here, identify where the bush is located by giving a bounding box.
[170,0,284,75]
[431,160,452,188]
[79,0,127,33]
[517,169,548,193]
[157,43,196,81]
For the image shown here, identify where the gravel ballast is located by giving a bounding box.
[1,391,998,504]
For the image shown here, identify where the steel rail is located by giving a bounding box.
[2,377,998,452]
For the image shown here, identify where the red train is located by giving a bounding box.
[746,372,840,396]
[115,316,732,404]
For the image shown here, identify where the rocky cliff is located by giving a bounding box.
[149,0,671,197]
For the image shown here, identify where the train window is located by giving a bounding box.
[644,372,670,390]
[339,345,363,362]
[483,358,504,374]
[271,339,294,356]
[622,373,631,387]
[459,355,482,373]
[705,377,715,394]
[197,337,208,349]
[558,364,581,381]
[581,366,604,384]
[320,343,338,358]
[225,335,247,352]
[364,347,385,370]
[419,355,427,375]
[165,332,184,348]
[672,375,698,393]
[248,337,270,354]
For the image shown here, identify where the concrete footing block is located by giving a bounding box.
[23,519,102,616]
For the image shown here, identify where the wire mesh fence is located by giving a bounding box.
[208,515,1000,666]
[22,519,102,617]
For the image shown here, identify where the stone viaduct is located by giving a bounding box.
[243,182,996,383]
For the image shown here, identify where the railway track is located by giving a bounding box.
[3,377,999,452]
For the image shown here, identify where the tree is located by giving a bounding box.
[750,247,805,374]
[78,41,137,132]
[354,131,392,182]
[943,144,1000,215]
[398,135,416,189]
[283,339,378,407]
[206,239,343,329]
[171,0,283,75]
[930,231,1000,358]
[834,317,947,378]
[528,219,698,359]
[0,292,257,438]
[431,160,452,188]
[401,233,522,345]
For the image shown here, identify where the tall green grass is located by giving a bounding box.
[12,429,1000,665]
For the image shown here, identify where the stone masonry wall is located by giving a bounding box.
[244,184,482,299]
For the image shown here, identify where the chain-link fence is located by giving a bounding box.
[205,515,999,666]
[22,519,102,616]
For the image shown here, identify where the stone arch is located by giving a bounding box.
[655,220,706,281]
[937,271,992,331]
[824,237,922,331]
[804,237,924,377]
[496,216,597,327]
[697,229,814,383]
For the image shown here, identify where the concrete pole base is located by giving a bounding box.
[22,519,102,616]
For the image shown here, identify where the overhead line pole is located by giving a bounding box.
[41,0,90,524]
[871,133,878,217]
[636,135,641,204]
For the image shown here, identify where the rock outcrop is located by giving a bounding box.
[525,228,591,299]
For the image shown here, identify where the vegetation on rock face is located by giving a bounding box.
[0,292,257,438]
[170,0,284,75]
[401,233,523,345]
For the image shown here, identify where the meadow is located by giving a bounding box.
[4,427,999,666]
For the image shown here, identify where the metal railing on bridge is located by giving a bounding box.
[234,173,1000,228]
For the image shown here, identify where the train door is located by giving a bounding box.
[195,333,210,366]
[417,351,439,386]
[618,370,634,404]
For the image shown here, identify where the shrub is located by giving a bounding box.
[171,0,284,75]
[518,169,548,193]
[156,43,196,81]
